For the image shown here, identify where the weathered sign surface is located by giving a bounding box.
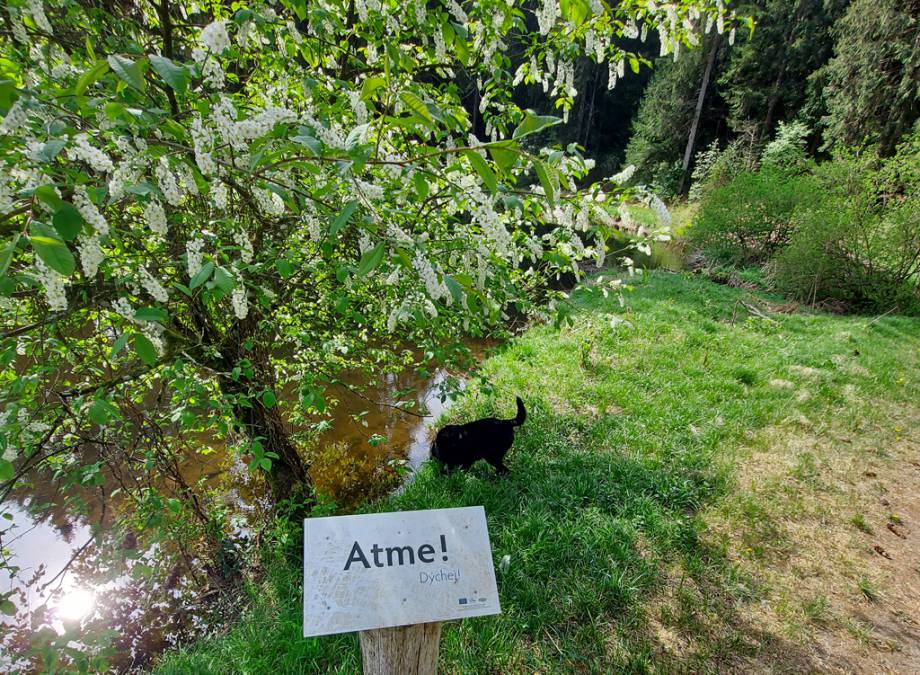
[303,506,501,637]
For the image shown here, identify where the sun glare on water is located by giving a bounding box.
[55,588,95,622]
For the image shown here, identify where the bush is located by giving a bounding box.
[760,121,811,174]
[689,125,760,201]
[772,151,920,314]
[687,168,815,265]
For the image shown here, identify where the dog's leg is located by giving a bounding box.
[486,455,509,475]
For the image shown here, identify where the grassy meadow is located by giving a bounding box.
[156,271,920,673]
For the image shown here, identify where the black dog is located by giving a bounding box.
[430,397,526,474]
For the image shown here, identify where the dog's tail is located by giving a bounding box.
[511,396,526,426]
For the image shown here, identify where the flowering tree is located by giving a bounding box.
[0,0,735,628]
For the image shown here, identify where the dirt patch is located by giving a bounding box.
[703,402,920,673]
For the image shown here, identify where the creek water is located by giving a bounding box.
[1,350,479,669]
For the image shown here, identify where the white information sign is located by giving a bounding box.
[303,506,501,637]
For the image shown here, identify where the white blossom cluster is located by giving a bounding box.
[108,160,138,201]
[234,230,254,264]
[139,267,169,302]
[190,116,217,176]
[176,162,199,196]
[67,134,114,173]
[192,48,225,89]
[412,253,448,302]
[211,181,228,210]
[231,285,248,319]
[447,0,467,23]
[607,57,626,91]
[199,21,231,54]
[73,186,109,235]
[537,0,558,35]
[0,171,12,214]
[144,200,168,236]
[155,158,183,206]
[34,257,67,310]
[186,238,205,279]
[254,187,285,216]
[355,178,383,201]
[77,235,104,277]
[611,165,636,184]
[112,297,135,322]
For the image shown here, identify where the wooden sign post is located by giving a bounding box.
[359,621,442,675]
[304,506,500,674]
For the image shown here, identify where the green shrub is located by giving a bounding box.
[760,121,811,175]
[689,126,760,201]
[688,168,815,265]
[771,152,920,314]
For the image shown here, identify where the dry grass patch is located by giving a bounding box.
[704,402,920,673]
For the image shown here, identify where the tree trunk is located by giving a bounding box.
[679,36,721,195]
[359,622,442,675]
[228,384,309,503]
[218,329,310,504]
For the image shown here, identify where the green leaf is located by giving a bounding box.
[51,202,84,241]
[0,80,19,115]
[34,139,67,164]
[413,171,429,199]
[167,498,182,514]
[464,150,498,193]
[361,76,387,102]
[291,132,322,155]
[173,282,192,297]
[0,459,13,482]
[345,124,370,150]
[134,307,167,323]
[110,332,130,358]
[356,242,385,277]
[444,275,463,303]
[132,333,158,366]
[33,185,64,211]
[29,223,75,276]
[0,598,15,615]
[261,390,277,408]
[534,159,559,203]
[488,143,520,177]
[125,182,157,197]
[189,261,214,289]
[107,55,145,91]
[88,399,120,426]
[211,266,236,293]
[74,60,109,96]
[330,200,359,236]
[399,91,433,123]
[275,259,293,278]
[0,235,19,278]
[149,54,188,95]
[513,112,561,140]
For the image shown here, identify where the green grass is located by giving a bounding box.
[155,271,920,674]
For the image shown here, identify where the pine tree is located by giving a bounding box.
[820,0,920,154]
